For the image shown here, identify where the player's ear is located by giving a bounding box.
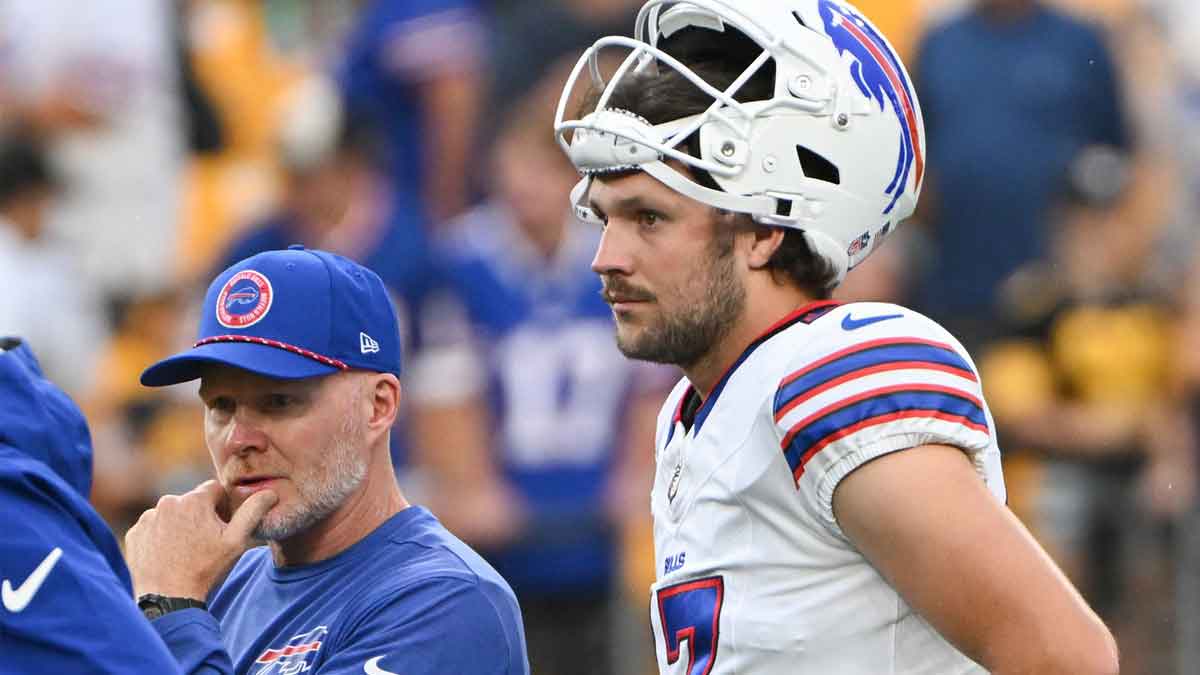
[746,225,786,270]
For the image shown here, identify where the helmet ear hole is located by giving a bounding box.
[795,145,840,184]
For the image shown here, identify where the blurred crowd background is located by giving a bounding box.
[2,0,1199,673]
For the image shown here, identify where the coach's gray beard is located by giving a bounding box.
[615,245,744,370]
[253,415,369,542]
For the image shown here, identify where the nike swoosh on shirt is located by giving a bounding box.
[2,547,63,613]
[841,313,904,331]
[364,655,400,675]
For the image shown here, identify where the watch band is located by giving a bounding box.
[137,593,208,620]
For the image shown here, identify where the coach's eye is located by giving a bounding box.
[264,394,294,410]
[208,396,235,416]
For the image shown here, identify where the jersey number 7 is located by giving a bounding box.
[654,576,724,675]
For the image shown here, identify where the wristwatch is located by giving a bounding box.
[137,593,208,620]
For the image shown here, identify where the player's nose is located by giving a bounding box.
[591,224,635,277]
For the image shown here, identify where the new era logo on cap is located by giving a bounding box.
[139,246,401,386]
[359,332,380,354]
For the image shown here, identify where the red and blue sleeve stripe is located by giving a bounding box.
[780,385,988,482]
[774,338,987,483]
[773,337,976,421]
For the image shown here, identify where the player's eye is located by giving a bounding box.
[591,207,609,229]
[638,210,662,228]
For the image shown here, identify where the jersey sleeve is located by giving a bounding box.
[409,286,486,405]
[771,310,993,532]
[0,473,184,674]
[313,576,527,675]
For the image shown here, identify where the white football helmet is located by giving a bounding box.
[555,0,925,284]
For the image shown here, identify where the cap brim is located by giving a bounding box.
[140,341,340,386]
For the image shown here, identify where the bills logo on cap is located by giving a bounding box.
[216,270,273,329]
[819,0,924,216]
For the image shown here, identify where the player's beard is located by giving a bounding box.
[611,234,745,369]
[252,409,369,542]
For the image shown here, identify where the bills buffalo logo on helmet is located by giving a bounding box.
[216,269,274,329]
[819,0,924,216]
[254,625,328,675]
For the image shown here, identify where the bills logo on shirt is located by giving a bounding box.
[217,270,274,329]
[254,625,328,675]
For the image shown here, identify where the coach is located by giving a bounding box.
[125,246,529,674]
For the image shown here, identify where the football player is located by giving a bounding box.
[555,0,1119,672]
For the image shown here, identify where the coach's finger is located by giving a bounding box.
[225,490,279,544]
[193,479,224,504]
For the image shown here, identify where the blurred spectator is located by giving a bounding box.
[0,0,188,303]
[83,287,206,532]
[1145,0,1200,261]
[175,0,308,277]
[213,75,433,313]
[1174,217,1200,675]
[410,79,665,675]
[487,0,639,121]
[978,145,1190,673]
[912,0,1131,348]
[0,133,105,396]
[338,0,486,225]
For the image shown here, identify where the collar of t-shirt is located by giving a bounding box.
[266,505,432,582]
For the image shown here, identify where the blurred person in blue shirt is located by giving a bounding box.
[912,0,1131,348]
[338,0,486,225]
[410,82,666,675]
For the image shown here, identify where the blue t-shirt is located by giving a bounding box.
[152,506,529,675]
[424,205,644,594]
[2,339,181,674]
[914,6,1129,316]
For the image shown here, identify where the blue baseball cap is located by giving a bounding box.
[141,246,401,386]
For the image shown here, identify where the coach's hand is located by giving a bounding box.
[125,480,278,600]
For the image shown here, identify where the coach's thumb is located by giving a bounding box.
[226,490,279,545]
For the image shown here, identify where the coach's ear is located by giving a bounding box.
[746,225,787,270]
[365,372,401,435]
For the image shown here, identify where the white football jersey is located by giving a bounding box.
[648,301,1003,674]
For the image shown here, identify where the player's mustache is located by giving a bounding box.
[600,277,655,303]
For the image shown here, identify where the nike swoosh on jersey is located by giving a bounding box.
[364,655,399,675]
[2,547,63,613]
[841,313,904,330]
